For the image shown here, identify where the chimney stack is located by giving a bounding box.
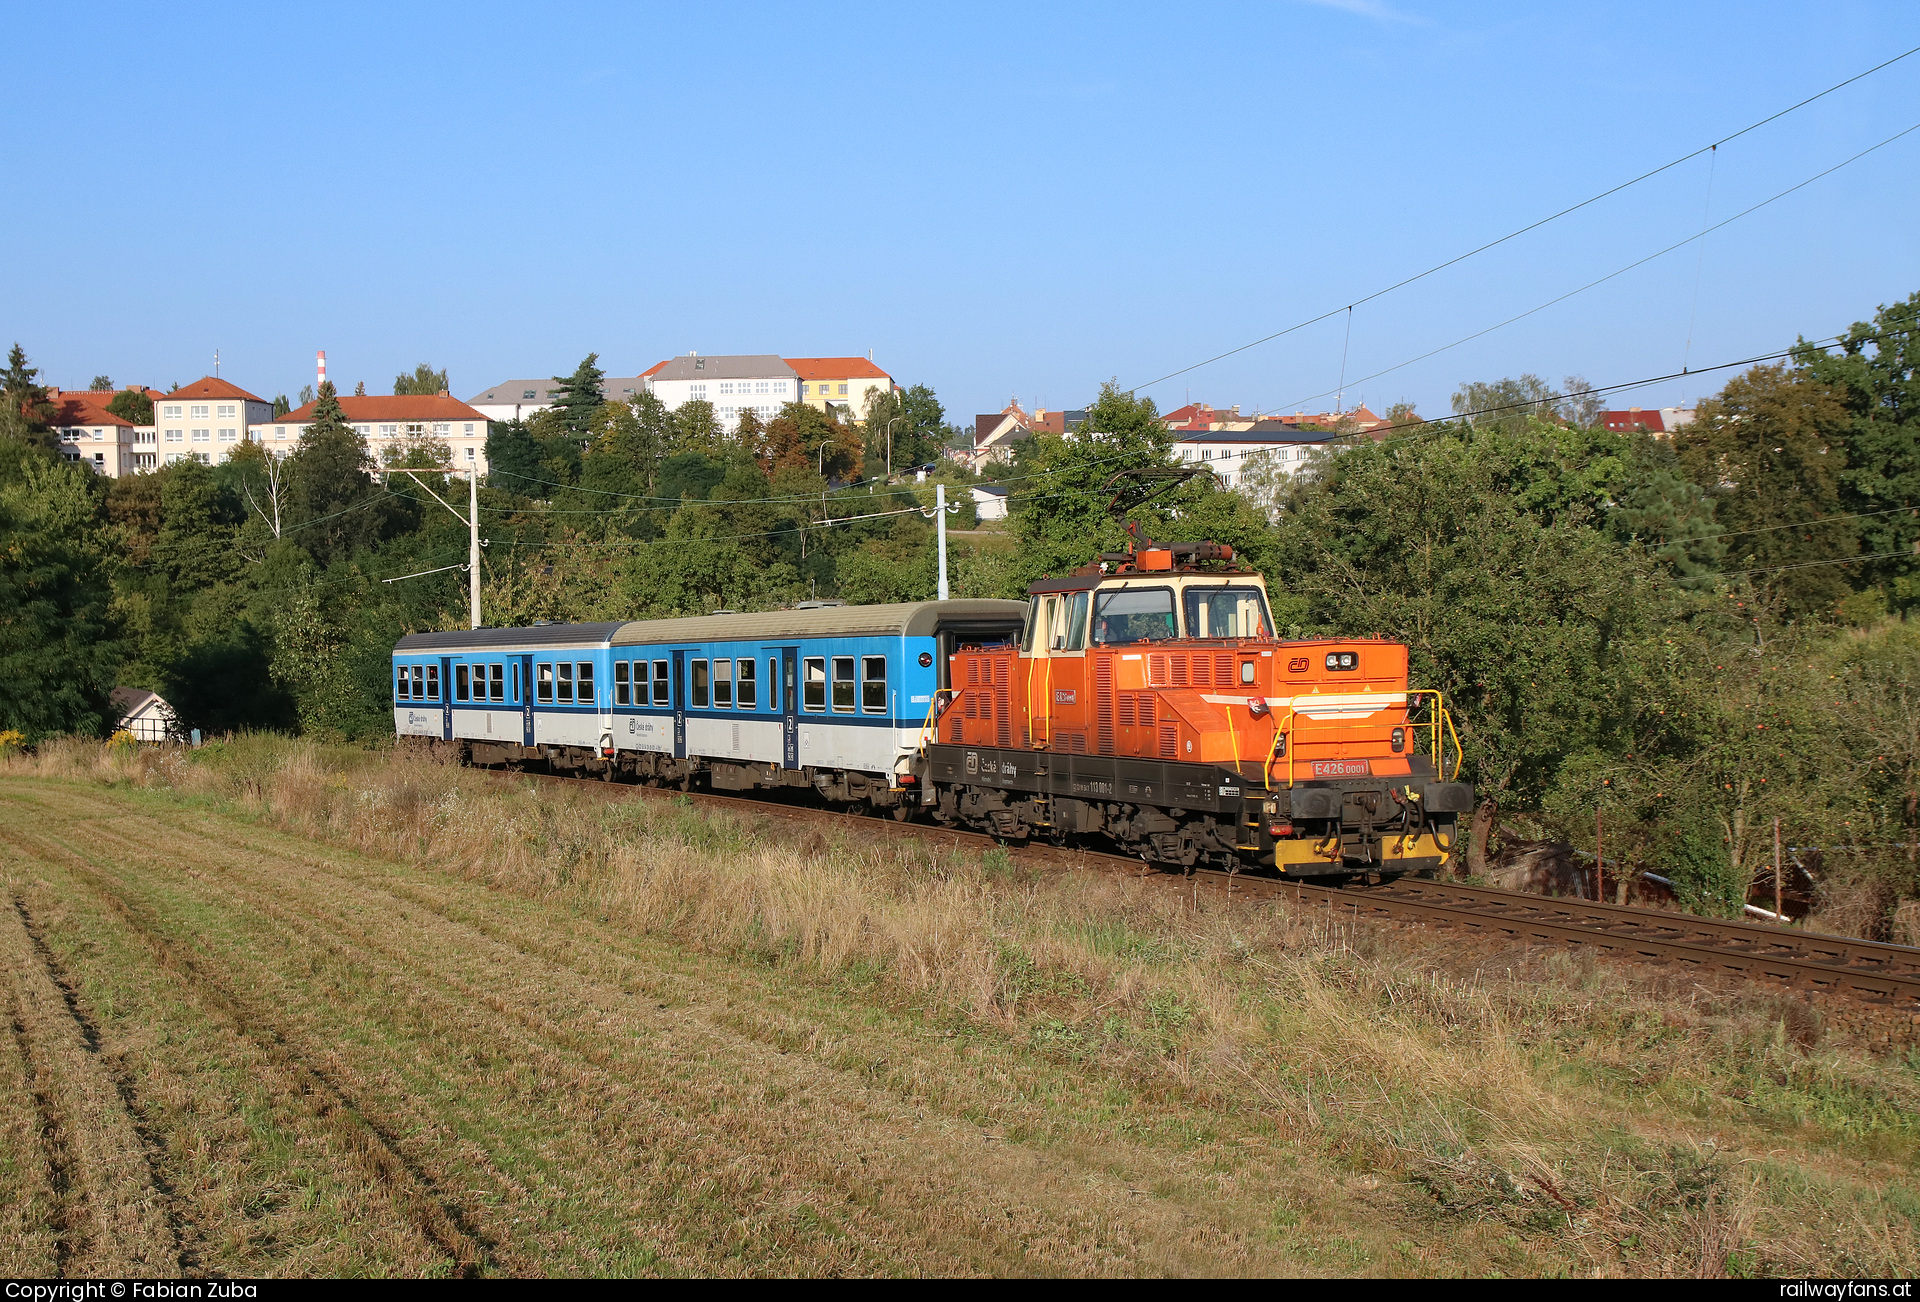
[317,350,328,391]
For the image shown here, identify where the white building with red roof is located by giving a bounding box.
[260,393,492,470]
[155,378,275,466]
[49,388,163,476]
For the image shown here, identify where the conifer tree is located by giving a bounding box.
[550,353,606,436]
[0,344,54,450]
[287,381,387,565]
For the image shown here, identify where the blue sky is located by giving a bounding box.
[4,1,1917,426]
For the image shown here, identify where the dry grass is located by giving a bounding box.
[4,734,1918,1277]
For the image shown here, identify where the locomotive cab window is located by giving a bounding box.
[737,658,756,708]
[489,664,505,702]
[831,657,856,711]
[1183,585,1274,639]
[1091,587,1176,646]
[803,657,826,711]
[652,659,670,706]
[1021,597,1041,653]
[861,656,887,713]
[614,661,631,706]
[537,663,554,703]
[454,665,470,702]
[691,660,709,708]
[1065,590,1091,651]
[713,657,732,707]
[575,662,594,706]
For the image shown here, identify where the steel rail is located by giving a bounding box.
[466,765,1920,1006]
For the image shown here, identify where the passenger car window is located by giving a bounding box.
[614,661,630,705]
[512,662,521,703]
[424,665,440,700]
[1091,588,1176,646]
[832,657,855,711]
[861,655,887,713]
[713,657,732,707]
[489,664,505,702]
[537,663,553,704]
[803,657,826,710]
[737,658,756,708]
[652,660,669,706]
[576,661,594,706]
[455,664,470,702]
[691,659,709,708]
[396,667,411,700]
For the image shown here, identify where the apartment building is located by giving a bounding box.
[466,373,657,423]
[49,388,162,476]
[261,394,492,470]
[787,357,892,420]
[154,378,276,467]
[643,354,797,433]
[1170,422,1345,487]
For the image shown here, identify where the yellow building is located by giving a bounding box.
[786,356,893,423]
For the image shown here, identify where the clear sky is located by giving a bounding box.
[4,1,1917,427]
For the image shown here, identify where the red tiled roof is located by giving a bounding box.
[164,376,267,403]
[637,359,670,380]
[1601,409,1666,432]
[784,357,891,381]
[277,394,487,423]
[47,390,133,427]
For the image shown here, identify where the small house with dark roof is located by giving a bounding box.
[111,687,176,742]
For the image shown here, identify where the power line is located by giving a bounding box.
[1266,120,1920,415]
[1128,44,1920,394]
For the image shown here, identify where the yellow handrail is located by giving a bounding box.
[1259,689,1459,788]
[918,688,954,755]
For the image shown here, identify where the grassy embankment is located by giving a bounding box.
[0,735,1915,1278]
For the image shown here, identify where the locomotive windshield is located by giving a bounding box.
[1092,587,1178,645]
[1183,585,1274,638]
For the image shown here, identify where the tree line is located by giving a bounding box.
[1,291,1916,933]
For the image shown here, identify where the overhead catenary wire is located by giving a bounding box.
[1263,120,1920,415]
[1126,43,1920,395]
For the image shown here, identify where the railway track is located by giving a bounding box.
[479,767,1920,1008]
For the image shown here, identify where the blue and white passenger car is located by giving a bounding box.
[393,601,1027,806]
[393,621,623,753]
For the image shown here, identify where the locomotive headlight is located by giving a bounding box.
[1391,727,1405,752]
[1325,652,1358,671]
[1240,661,1256,684]
[1274,734,1287,757]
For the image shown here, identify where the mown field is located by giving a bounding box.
[2,738,1916,1278]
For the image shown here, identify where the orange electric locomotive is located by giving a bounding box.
[918,473,1472,878]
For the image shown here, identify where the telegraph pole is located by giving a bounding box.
[387,466,483,628]
[936,482,949,600]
